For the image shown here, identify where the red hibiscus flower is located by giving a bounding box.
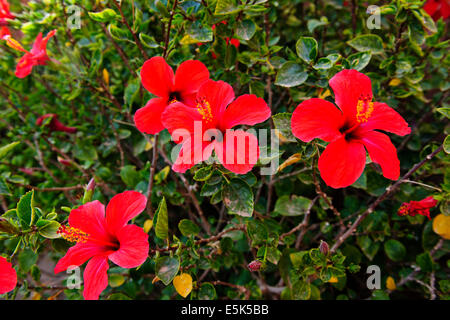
[54,191,149,300]
[134,56,210,135]
[424,0,450,21]
[0,256,17,294]
[36,113,77,134]
[398,196,438,220]
[161,80,271,174]
[15,29,57,78]
[291,69,411,188]
[0,0,14,40]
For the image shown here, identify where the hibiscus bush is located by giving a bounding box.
[0,0,449,301]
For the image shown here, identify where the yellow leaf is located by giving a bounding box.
[31,292,42,300]
[277,153,301,172]
[386,276,396,290]
[103,68,110,86]
[433,214,450,240]
[145,138,154,151]
[318,89,331,99]
[144,219,153,233]
[109,274,125,288]
[173,273,193,298]
[152,276,161,284]
[389,78,401,86]
[328,276,338,283]
[274,129,288,144]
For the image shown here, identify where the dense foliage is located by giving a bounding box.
[0,0,449,300]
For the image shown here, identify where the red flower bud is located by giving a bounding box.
[248,260,262,271]
[319,240,329,255]
[397,196,438,220]
[36,114,77,134]
[57,156,72,167]
[86,178,96,192]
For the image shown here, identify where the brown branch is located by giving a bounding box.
[280,196,317,243]
[331,144,444,253]
[111,0,148,60]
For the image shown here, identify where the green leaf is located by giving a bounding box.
[236,20,256,40]
[384,239,406,262]
[181,21,213,44]
[38,221,61,239]
[272,112,296,142]
[154,197,168,240]
[307,17,328,33]
[155,256,180,285]
[357,235,380,260]
[444,135,450,154]
[347,51,372,71]
[275,62,308,87]
[120,165,140,188]
[18,249,38,273]
[0,141,20,160]
[247,220,268,245]
[292,280,311,300]
[347,34,384,54]
[17,190,35,228]
[139,33,159,48]
[178,219,200,237]
[412,9,437,33]
[296,37,318,63]
[215,0,240,15]
[313,58,333,70]
[88,9,118,23]
[73,142,98,161]
[108,23,130,42]
[194,166,213,181]
[436,107,450,118]
[274,195,312,216]
[109,274,125,288]
[198,282,216,300]
[222,179,254,217]
[0,178,11,196]
[108,293,132,300]
[416,252,433,272]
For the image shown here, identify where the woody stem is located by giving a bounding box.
[330,143,444,253]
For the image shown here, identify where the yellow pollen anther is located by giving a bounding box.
[196,98,213,123]
[169,99,178,104]
[356,99,374,123]
[57,225,89,243]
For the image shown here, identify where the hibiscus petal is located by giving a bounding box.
[161,102,203,135]
[329,69,372,119]
[69,201,109,241]
[15,55,34,78]
[318,137,366,188]
[359,102,411,136]
[215,130,259,174]
[172,137,214,173]
[197,80,235,119]
[220,94,271,129]
[359,130,400,181]
[83,256,109,300]
[106,191,147,234]
[0,257,17,294]
[134,98,168,134]
[174,60,210,95]
[291,98,344,142]
[140,56,174,98]
[54,242,110,274]
[108,225,149,269]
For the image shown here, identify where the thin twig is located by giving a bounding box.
[331,144,444,253]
